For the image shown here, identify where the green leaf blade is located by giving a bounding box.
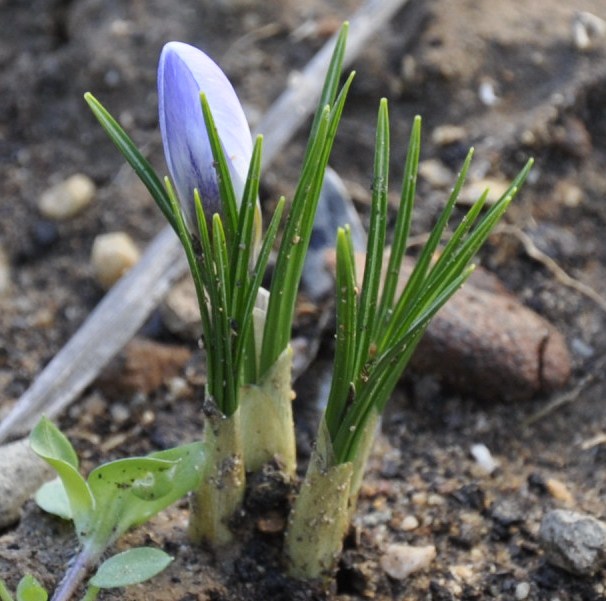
[30,418,94,535]
[90,548,172,589]
[353,98,390,380]
[83,93,176,231]
[16,575,47,601]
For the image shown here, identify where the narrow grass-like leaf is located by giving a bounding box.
[379,148,474,351]
[376,115,421,327]
[325,227,358,441]
[303,22,349,163]
[200,93,238,249]
[194,192,228,413]
[260,72,355,377]
[234,197,285,380]
[212,215,237,416]
[164,179,214,393]
[334,267,473,463]
[259,107,331,375]
[353,98,389,380]
[84,93,176,231]
[231,135,263,318]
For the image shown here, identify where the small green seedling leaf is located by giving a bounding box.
[114,442,206,533]
[89,548,172,589]
[30,416,78,468]
[0,579,14,601]
[30,418,94,535]
[16,575,47,601]
[88,456,177,504]
[34,478,72,520]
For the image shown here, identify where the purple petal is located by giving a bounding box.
[158,41,252,229]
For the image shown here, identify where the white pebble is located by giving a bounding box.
[572,11,606,51]
[39,174,96,220]
[91,231,140,289]
[478,78,499,106]
[470,443,499,475]
[0,439,55,528]
[380,543,436,580]
[515,581,531,600]
[400,515,420,531]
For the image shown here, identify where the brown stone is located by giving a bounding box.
[98,337,192,397]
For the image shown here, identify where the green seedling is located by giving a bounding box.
[0,574,47,601]
[30,417,204,601]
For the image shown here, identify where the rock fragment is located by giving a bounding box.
[0,438,54,528]
[97,337,192,397]
[91,231,140,289]
[39,174,96,220]
[538,509,606,576]
[380,543,436,579]
[160,277,201,340]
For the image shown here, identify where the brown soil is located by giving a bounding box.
[2,0,606,599]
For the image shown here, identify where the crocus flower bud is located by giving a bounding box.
[158,41,253,232]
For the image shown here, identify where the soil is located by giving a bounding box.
[2,0,606,599]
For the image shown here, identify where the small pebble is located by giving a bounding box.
[538,509,606,575]
[515,581,531,600]
[39,174,96,220]
[478,78,500,106]
[399,515,420,531]
[380,543,436,579]
[431,124,468,146]
[418,159,453,188]
[167,376,190,400]
[554,180,583,208]
[470,443,499,475]
[459,178,510,206]
[545,477,574,505]
[256,511,286,534]
[161,277,202,340]
[450,564,474,583]
[110,402,130,424]
[91,231,140,289]
[0,438,55,528]
[572,11,606,51]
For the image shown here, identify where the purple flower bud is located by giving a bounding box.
[158,41,253,231]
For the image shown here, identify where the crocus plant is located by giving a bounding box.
[83,23,532,582]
